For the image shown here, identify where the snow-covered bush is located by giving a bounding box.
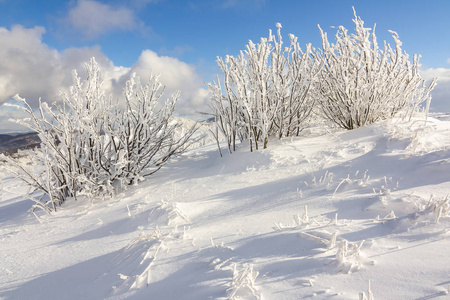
[316,8,437,129]
[208,23,322,153]
[3,58,197,212]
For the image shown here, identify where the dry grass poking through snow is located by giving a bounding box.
[0,115,450,299]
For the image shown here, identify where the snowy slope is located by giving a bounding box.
[1,114,449,299]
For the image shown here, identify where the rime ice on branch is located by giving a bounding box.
[315,7,437,129]
[208,23,322,153]
[3,58,198,211]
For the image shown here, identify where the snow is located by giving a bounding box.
[1,114,450,299]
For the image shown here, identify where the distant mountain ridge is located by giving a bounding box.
[0,117,212,156]
[0,132,40,155]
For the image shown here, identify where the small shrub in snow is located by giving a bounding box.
[208,23,322,153]
[315,8,437,129]
[422,195,450,223]
[335,239,365,270]
[227,263,261,300]
[3,58,197,212]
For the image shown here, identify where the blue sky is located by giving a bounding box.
[0,0,449,131]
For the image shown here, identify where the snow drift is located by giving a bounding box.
[1,114,449,299]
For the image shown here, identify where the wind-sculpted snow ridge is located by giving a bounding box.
[0,114,449,299]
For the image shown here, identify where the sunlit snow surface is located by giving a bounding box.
[1,114,449,299]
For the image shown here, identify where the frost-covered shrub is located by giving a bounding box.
[208,23,322,153]
[316,8,437,129]
[3,58,197,212]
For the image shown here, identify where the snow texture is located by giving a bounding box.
[1,114,450,299]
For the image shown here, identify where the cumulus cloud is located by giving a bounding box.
[0,25,63,106]
[0,25,118,108]
[66,0,139,39]
[421,68,450,113]
[0,25,208,131]
[159,45,193,58]
[0,100,30,133]
[119,50,208,112]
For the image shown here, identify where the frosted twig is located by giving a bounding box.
[332,175,351,198]
[127,205,132,218]
[359,280,374,300]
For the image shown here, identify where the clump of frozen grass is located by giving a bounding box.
[115,188,195,290]
[302,171,334,190]
[116,227,167,289]
[422,195,450,224]
[371,193,449,233]
[274,205,347,230]
[210,237,234,251]
[116,224,193,290]
[332,170,370,198]
[359,280,374,300]
[275,206,368,273]
[294,205,310,227]
[372,176,399,207]
[335,239,366,274]
[389,193,450,228]
[149,199,191,226]
[279,208,366,271]
[297,230,340,251]
[274,205,318,229]
[327,232,338,251]
[227,263,261,300]
[373,210,397,222]
[386,116,444,156]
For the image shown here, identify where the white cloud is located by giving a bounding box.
[0,25,208,131]
[67,0,139,39]
[0,25,62,106]
[159,45,193,58]
[422,68,450,82]
[0,101,30,133]
[0,25,118,108]
[120,50,208,112]
[421,68,450,113]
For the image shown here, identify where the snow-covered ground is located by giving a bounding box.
[1,114,449,299]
